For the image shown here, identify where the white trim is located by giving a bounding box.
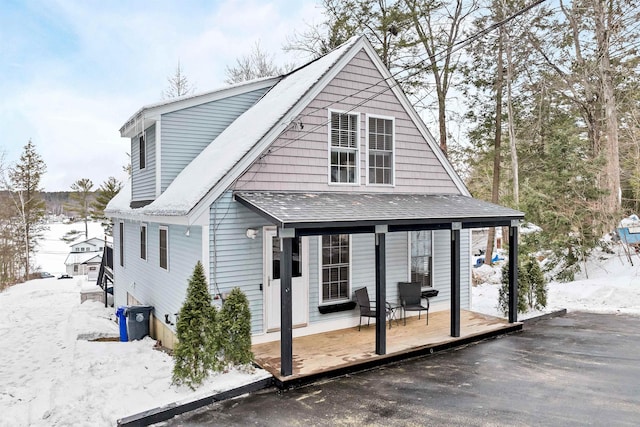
[159,226,169,271]
[155,117,162,197]
[407,230,434,285]
[140,223,148,261]
[365,113,396,187]
[201,224,210,282]
[139,133,147,170]
[327,109,360,186]
[317,234,352,306]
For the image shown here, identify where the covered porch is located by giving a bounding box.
[253,309,522,387]
[235,191,525,379]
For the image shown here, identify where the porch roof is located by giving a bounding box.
[234,192,524,234]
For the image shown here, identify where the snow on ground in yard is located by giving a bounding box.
[472,244,640,319]
[2,222,640,426]
[0,222,269,427]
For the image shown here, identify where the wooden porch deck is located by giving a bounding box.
[253,310,522,387]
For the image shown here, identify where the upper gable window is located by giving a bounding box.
[368,116,394,185]
[329,111,359,184]
[139,134,146,170]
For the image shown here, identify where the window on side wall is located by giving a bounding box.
[368,116,394,185]
[140,224,147,260]
[159,226,168,270]
[329,111,358,184]
[139,134,146,170]
[321,234,350,303]
[119,222,124,267]
[410,230,432,287]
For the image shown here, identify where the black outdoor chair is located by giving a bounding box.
[398,282,430,325]
[354,287,395,330]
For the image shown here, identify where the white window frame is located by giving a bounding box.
[159,226,169,271]
[318,234,352,305]
[140,223,147,261]
[119,221,124,267]
[327,109,360,185]
[407,230,434,287]
[366,114,395,186]
[139,133,146,170]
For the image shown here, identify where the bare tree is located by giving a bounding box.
[68,178,94,239]
[163,61,196,99]
[224,41,293,84]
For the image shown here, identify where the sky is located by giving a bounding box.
[0,0,324,191]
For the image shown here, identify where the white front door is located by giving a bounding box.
[264,227,308,332]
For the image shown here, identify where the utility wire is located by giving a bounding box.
[262,0,549,158]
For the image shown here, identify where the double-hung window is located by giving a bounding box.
[321,234,350,303]
[159,226,168,270]
[329,111,358,184]
[140,224,147,260]
[368,116,394,185]
[139,134,146,170]
[410,231,432,287]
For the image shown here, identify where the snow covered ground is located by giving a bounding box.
[1,222,639,426]
[0,222,269,427]
[472,245,640,318]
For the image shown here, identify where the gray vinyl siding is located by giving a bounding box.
[111,218,202,330]
[431,229,471,310]
[307,232,408,325]
[234,49,460,194]
[161,88,270,193]
[131,124,156,201]
[210,192,273,335]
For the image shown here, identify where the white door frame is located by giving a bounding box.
[263,226,309,332]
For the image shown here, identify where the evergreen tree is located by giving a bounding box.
[7,140,47,281]
[67,178,94,239]
[218,288,253,366]
[172,261,219,389]
[91,176,122,236]
[499,254,547,315]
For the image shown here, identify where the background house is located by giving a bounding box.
[64,238,106,279]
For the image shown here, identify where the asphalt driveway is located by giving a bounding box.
[164,312,640,426]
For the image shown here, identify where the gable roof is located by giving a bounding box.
[70,237,104,249]
[106,36,468,221]
[64,252,102,266]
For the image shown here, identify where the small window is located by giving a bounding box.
[329,111,358,183]
[119,222,124,267]
[74,265,78,273]
[368,116,394,185]
[159,226,168,270]
[321,234,350,303]
[140,224,147,260]
[89,266,97,271]
[410,231,432,287]
[139,134,146,169]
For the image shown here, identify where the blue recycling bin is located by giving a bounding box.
[116,306,128,342]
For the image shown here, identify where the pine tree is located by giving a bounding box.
[91,177,122,236]
[172,261,219,389]
[7,140,47,281]
[67,178,94,239]
[218,288,253,366]
[499,254,547,315]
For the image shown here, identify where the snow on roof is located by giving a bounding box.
[64,252,102,266]
[119,76,280,136]
[109,36,361,218]
[104,178,132,215]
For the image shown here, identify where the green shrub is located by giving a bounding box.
[172,261,220,389]
[218,287,253,366]
[499,255,547,316]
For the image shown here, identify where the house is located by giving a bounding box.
[64,238,106,279]
[105,36,523,376]
[70,237,105,253]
